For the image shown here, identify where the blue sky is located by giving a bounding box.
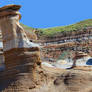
[0,0,92,28]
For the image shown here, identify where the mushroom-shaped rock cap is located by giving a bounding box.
[0,5,21,19]
[0,5,21,12]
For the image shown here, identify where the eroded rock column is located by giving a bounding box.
[0,5,42,92]
[0,5,41,68]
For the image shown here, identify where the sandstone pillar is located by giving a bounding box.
[0,5,42,92]
[0,5,41,69]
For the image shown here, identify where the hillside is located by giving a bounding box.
[36,19,92,39]
[20,19,92,40]
[20,23,37,40]
[20,23,35,32]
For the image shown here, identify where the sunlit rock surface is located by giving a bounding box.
[0,5,42,92]
[0,4,92,92]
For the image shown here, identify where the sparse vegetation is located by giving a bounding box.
[20,19,92,39]
[37,19,92,37]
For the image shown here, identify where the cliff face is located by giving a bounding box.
[37,25,92,63]
[37,27,92,43]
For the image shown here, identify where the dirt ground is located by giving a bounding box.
[29,65,92,92]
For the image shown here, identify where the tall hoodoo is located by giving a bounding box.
[0,5,42,92]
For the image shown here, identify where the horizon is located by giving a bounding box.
[0,0,92,28]
[22,19,92,29]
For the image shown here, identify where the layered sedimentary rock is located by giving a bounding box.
[1,4,92,92]
[0,5,42,92]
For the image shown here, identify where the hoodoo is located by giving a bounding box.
[0,5,42,92]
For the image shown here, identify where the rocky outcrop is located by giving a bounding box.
[0,5,43,92]
[41,41,92,62]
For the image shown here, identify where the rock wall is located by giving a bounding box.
[41,41,92,62]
